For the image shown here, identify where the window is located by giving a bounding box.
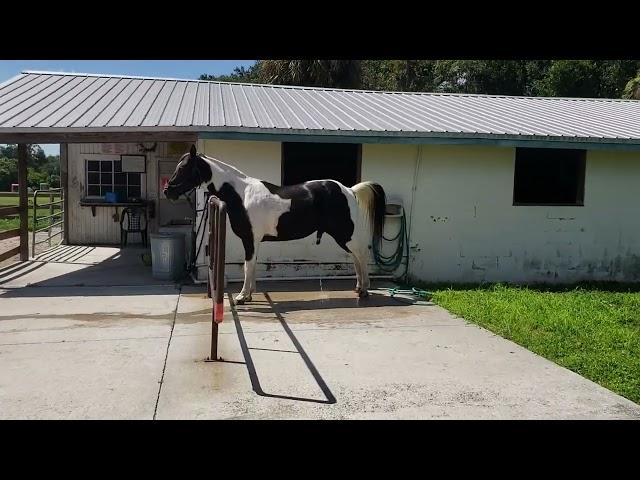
[86,159,142,200]
[282,142,361,187]
[513,148,586,206]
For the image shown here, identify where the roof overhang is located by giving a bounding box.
[1,126,640,151]
[197,128,640,151]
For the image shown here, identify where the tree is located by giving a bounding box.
[0,147,59,191]
[0,144,47,168]
[361,60,437,92]
[535,60,640,98]
[27,168,49,190]
[43,155,60,177]
[425,60,553,96]
[0,157,18,191]
[201,59,640,99]
[257,60,362,89]
[199,64,261,83]
[623,72,640,99]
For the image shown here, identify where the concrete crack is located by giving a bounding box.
[153,286,181,420]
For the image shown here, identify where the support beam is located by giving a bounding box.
[0,132,198,145]
[60,143,69,244]
[17,144,28,261]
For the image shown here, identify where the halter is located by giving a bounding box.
[182,156,205,208]
[170,152,205,207]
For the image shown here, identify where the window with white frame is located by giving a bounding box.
[85,159,142,200]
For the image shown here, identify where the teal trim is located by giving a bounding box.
[197,131,640,151]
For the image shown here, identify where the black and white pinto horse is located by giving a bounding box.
[164,145,386,304]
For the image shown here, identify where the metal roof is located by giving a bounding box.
[0,70,639,145]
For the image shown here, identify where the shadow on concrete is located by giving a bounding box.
[232,293,419,314]
[0,244,184,297]
[0,261,48,285]
[229,292,337,405]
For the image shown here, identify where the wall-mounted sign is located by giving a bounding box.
[121,155,146,172]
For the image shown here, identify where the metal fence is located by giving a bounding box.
[31,188,64,257]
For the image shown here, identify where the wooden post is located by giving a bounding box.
[60,143,69,245]
[18,144,28,261]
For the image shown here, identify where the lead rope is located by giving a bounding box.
[193,191,211,271]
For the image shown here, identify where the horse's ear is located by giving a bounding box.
[190,144,197,158]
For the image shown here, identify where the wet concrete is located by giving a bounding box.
[1,248,639,419]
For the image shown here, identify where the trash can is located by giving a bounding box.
[159,224,194,268]
[150,232,186,280]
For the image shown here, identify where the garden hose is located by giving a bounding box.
[387,286,432,301]
[372,208,410,280]
[372,208,433,302]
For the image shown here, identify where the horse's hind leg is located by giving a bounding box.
[235,235,259,305]
[352,248,370,297]
[351,252,363,293]
[334,235,367,298]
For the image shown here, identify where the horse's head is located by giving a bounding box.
[163,144,212,200]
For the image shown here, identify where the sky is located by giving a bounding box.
[0,60,256,156]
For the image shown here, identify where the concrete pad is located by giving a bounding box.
[0,285,179,344]
[0,336,168,419]
[156,283,640,419]
[2,265,639,419]
[0,280,179,419]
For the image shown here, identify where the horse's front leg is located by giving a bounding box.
[235,236,259,305]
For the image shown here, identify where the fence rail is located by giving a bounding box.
[0,204,25,264]
[31,188,65,257]
[0,205,22,218]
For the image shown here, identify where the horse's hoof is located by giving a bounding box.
[358,290,369,298]
[234,294,251,305]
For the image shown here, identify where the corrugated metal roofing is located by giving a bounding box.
[0,71,639,144]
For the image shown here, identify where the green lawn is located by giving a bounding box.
[418,282,640,404]
[0,195,62,232]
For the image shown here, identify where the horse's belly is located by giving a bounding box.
[262,231,315,242]
[262,224,317,242]
[263,211,318,242]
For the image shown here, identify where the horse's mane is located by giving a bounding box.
[199,153,248,179]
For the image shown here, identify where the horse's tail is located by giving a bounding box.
[351,181,386,245]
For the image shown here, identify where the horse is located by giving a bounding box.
[164,145,386,304]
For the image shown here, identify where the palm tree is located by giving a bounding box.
[258,60,362,89]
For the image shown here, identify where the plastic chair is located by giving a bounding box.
[120,206,148,247]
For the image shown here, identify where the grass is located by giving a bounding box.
[411,281,640,404]
[0,195,62,232]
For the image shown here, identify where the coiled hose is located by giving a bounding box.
[372,209,409,280]
[372,209,432,301]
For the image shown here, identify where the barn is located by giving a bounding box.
[1,70,639,284]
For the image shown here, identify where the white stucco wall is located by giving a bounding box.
[408,145,640,283]
[68,138,640,283]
